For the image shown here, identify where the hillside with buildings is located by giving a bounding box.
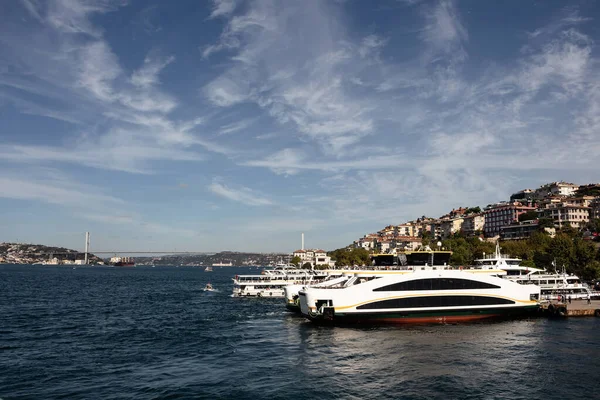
[343,181,600,279]
[351,181,600,254]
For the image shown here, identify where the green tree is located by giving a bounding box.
[537,218,555,229]
[302,262,312,269]
[290,256,302,266]
[585,218,600,233]
[559,223,580,238]
[581,260,600,281]
[327,247,371,267]
[549,233,575,272]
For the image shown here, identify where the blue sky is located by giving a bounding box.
[1,0,600,253]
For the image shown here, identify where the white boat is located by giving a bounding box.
[203,283,215,292]
[298,269,540,325]
[473,243,593,300]
[284,249,508,312]
[472,242,544,276]
[205,266,213,272]
[232,264,337,298]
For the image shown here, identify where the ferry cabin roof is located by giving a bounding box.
[371,251,452,267]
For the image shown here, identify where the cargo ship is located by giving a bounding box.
[109,256,135,267]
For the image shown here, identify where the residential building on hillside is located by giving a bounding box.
[510,189,534,202]
[483,203,536,237]
[500,220,556,240]
[534,181,579,199]
[564,196,596,207]
[395,223,417,237]
[440,208,468,219]
[441,217,464,238]
[392,236,422,251]
[355,235,378,250]
[539,203,590,229]
[429,219,444,240]
[377,241,392,253]
[591,198,600,220]
[461,214,485,236]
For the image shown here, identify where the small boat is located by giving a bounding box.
[203,283,215,292]
[205,266,213,272]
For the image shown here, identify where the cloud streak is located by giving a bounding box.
[208,179,273,206]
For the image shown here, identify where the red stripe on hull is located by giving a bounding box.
[374,314,502,324]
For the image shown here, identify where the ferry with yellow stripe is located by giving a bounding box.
[298,269,540,325]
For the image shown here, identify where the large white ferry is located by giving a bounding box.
[473,243,594,300]
[231,264,338,298]
[285,249,508,312]
[298,269,540,325]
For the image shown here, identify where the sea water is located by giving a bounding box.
[1,265,599,399]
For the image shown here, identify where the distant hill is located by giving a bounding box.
[135,251,290,266]
[0,242,102,264]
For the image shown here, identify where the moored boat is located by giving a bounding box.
[473,243,594,300]
[232,264,337,298]
[299,269,540,325]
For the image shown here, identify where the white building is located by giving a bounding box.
[539,203,590,229]
[292,248,335,267]
[461,214,485,235]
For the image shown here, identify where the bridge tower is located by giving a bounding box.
[84,232,90,264]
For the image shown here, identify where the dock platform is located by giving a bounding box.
[539,300,600,318]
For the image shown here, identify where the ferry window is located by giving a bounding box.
[357,295,515,309]
[373,278,500,291]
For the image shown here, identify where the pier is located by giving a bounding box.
[540,300,600,318]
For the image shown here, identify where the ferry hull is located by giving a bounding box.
[305,305,539,325]
[285,303,301,313]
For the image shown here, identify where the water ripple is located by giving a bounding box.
[1,265,599,399]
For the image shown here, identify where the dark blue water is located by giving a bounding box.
[1,265,599,399]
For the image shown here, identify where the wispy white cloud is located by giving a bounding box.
[0,0,227,174]
[46,0,124,38]
[202,0,377,156]
[130,55,175,89]
[420,0,468,63]
[218,117,257,135]
[527,8,591,39]
[208,179,273,206]
[208,0,239,19]
[0,170,124,208]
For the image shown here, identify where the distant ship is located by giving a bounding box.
[205,266,213,272]
[212,261,233,267]
[110,256,135,267]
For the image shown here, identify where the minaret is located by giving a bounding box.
[301,233,304,250]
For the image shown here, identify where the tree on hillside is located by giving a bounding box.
[549,233,575,272]
[327,247,371,267]
[585,218,600,233]
[537,218,555,230]
[291,256,301,266]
